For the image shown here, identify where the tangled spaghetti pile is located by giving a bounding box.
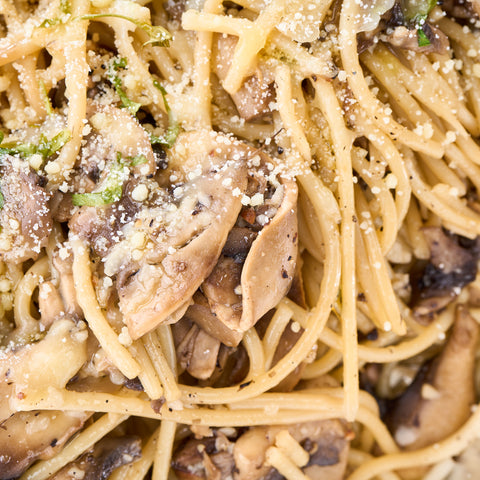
[1,0,480,478]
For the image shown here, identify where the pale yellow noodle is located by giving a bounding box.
[71,237,141,379]
[152,420,177,480]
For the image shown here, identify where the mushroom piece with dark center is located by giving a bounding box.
[410,227,480,319]
[233,420,352,480]
[0,159,52,263]
[48,436,142,480]
[201,161,298,335]
[0,319,89,478]
[212,34,274,121]
[0,411,91,479]
[385,304,479,451]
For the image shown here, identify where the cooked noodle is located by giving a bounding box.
[1,0,480,478]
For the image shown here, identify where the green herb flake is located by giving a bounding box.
[39,0,71,28]
[78,14,171,47]
[60,0,71,15]
[151,80,179,148]
[0,128,71,160]
[38,129,71,157]
[39,80,53,116]
[0,192,4,210]
[39,18,60,27]
[417,28,431,47]
[130,154,148,166]
[72,154,127,207]
[402,0,437,25]
[107,57,142,115]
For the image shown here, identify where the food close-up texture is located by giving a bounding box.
[2,0,480,478]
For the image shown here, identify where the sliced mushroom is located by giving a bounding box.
[0,318,88,422]
[212,34,274,121]
[0,410,91,479]
[48,436,142,480]
[410,228,480,318]
[442,0,476,20]
[38,281,66,328]
[174,319,221,381]
[468,0,480,18]
[86,102,156,176]
[184,292,243,347]
[0,159,52,262]
[113,132,249,339]
[386,304,479,450]
[172,431,236,480]
[52,251,82,318]
[269,321,305,392]
[233,420,351,480]
[211,175,297,333]
[117,167,247,339]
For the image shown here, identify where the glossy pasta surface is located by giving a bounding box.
[1,0,480,479]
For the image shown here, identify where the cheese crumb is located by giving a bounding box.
[131,184,149,202]
[118,327,132,347]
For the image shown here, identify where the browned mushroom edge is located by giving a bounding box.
[172,420,353,480]
[0,159,52,263]
[409,227,480,321]
[48,435,142,480]
[0,319,89,477]
[385,304,479,452]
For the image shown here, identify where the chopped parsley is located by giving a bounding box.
[71,153,147,206]
[417,28,431,47]
[72,153,126,206]
[40,6,171,49]
[78,14,171,47]
[39,80,53,116]
[0,129,71,161]
[402,0,437,25]
[39,0,71,27]
[60,0,71,15]
[150,79,179,148]
[108,58,142,115]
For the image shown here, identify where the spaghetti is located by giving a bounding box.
[1,0,480,478]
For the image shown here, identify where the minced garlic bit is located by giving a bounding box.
[131,184,149,202]
[118,326,132,347]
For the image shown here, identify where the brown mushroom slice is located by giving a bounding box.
[187,328,221,380]
[52,251,83,317]
[186,292,243,347]
[0,410,90,479]
[386,305,479,450]
[201,176,298,334]
[0,318,88,422]
[233,420,351,480]
[269,321,305,392]
[87,102,155,176]
[38,281,66,328]
[172,434,236,480]
[238,178,298,332]
[0,159,52,263]
[442,0,476,19]
[174,320,221,380]
[48,436,142,480]
[212,34,274,121]
[117,156,248,340]
[410,227,479,317]
[201,255,243,330]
